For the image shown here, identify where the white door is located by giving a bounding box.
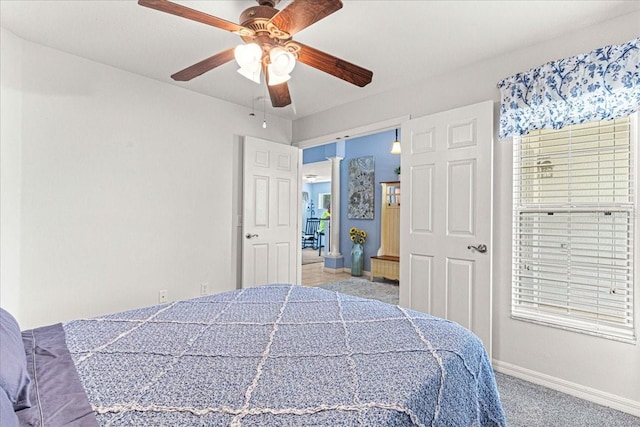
[399,100,494,355]
[242,136,299,288]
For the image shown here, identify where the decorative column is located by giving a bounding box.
[324,156,344,271]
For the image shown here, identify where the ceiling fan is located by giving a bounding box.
[138,0,373,108]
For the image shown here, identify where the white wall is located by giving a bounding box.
[1,29,23,317]
[292,13,640,412]
[294,13,639,144]
[0,29,292,329]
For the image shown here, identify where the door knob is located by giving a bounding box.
[245,233,259,239]
[467,244,487,253]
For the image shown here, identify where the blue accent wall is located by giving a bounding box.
[303,141,345,164]
[302,181,331,230]
[302,129,400,272]
[339,130,399,271]
[303,143,335,164]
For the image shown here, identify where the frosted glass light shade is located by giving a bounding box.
[234,43,262,70]
[235,43,262,84]
[267,64,291,86]
[390,140,401,154]
[269,47,296,76]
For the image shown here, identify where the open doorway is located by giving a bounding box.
[299,129,403,291]
[301,160,335,285]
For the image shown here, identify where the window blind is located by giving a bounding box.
[512,116,636,342]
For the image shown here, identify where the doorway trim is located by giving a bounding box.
[294,115,410,280]
[295,116,411,149]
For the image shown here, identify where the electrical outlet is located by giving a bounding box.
[201,283,209,295]
[158,290,168,303]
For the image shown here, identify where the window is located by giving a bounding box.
[512,114,637,342]
[318,193,331,210]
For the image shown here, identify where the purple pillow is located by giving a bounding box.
[0,308,31,410]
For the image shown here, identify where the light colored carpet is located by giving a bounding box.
[301,248,323,265]
[318,277,399,305]
[495,372,640,426]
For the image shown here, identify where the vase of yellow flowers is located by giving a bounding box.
[349,227,367,276]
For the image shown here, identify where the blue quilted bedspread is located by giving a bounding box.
[64,285,506,426]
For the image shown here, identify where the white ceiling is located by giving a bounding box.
[302,159,331,183]
[1,1,637,121]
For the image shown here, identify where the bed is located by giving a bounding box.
[3,284,506,426]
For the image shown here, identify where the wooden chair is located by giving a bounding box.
[301,218,320,249]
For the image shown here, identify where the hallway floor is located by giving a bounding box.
[301,261,352,287]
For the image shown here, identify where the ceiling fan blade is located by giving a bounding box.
[138,0,253,35]
[171,47,235,81]
[270,0,343,36]
[267,82,292,108]
[295,43,373,87]
[262,62,292,107]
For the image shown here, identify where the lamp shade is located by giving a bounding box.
[269,47,296,76]
[267,64,291,86]
[234,43,262,70]
[235,43,262,83]
[390,129,401,154]
[390,140,401,154]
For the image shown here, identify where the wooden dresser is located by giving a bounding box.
[370,181,400,281]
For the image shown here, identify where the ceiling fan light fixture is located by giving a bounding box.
[234,43,262,68]
[237,66,261,84]
[267,64,291,86]
[235,43,262,83]
[269,47,296,76]
[138,0,373,109]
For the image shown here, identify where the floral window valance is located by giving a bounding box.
[497,37,640,140]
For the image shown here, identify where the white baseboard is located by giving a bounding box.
[341,268,370,277]
[322,267,345,274]
[492,360,640,417]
